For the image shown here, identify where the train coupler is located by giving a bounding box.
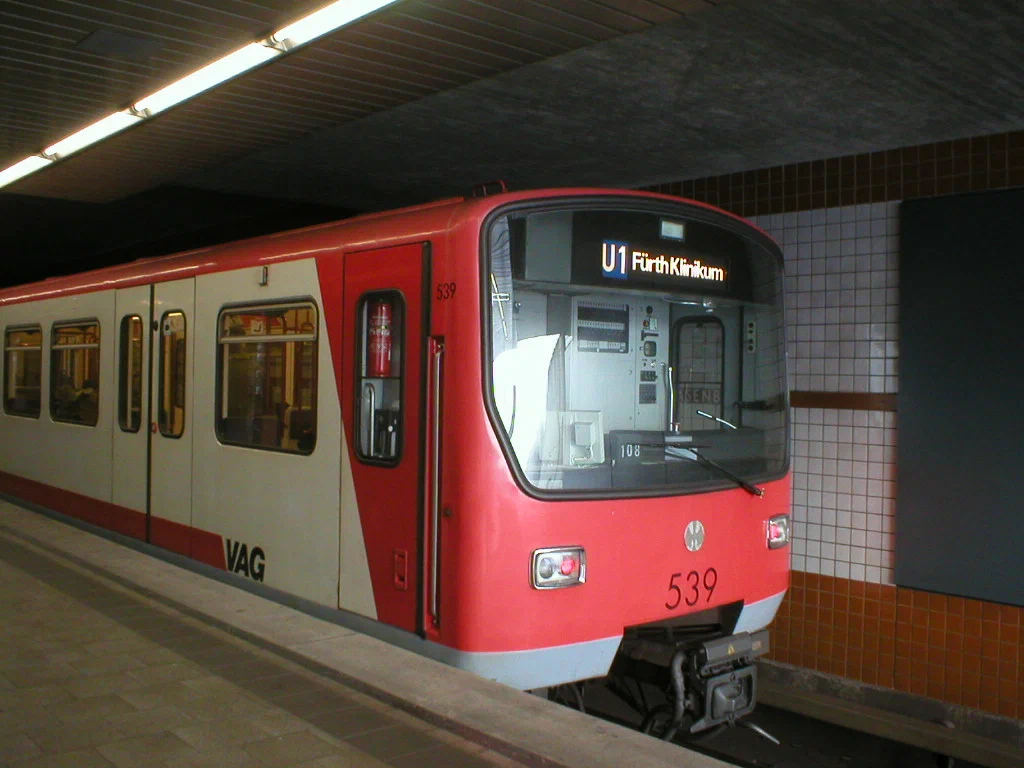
[614,624,771,738]
[686,628,769,733]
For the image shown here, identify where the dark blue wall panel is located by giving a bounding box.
[897,188,1024,607]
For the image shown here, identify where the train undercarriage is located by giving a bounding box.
[547,603,776,745]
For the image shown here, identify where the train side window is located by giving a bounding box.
[672,317,725,431]
[355,292,404,464]
[50,321,101,426]
[216,302,318,454]
[118,316,144,432]
[4,326,42,418]
[158,311,187,438]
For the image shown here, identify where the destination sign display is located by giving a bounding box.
[559,210,749,298]
[601,240,728,287]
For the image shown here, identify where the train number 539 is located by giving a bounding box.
[665,568,718,610]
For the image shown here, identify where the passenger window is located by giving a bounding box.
[50,321,100,426]
[118,316,144,432]
[216,303,318,454]
[673,317,724,432]
[356,292,404,463]
[3,326,42,418]
[158,311,187,438]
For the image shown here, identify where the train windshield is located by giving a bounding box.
[486,203,788,496]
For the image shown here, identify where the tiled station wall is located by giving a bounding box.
[648,130,1024,720]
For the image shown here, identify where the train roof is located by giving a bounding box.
[0,187,766,306]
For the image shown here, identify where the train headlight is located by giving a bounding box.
[767,515,790,549]
[532,547,586,589]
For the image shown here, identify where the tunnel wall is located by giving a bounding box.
[647,129,1024,721]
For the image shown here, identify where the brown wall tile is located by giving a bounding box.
[645,129,1024,217]
[652,131,1023,720]
[767,572,1021,720]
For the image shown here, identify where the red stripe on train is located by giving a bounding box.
[191,526,227,570]
[0,470,226,570]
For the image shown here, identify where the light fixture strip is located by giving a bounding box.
[273,0,400,48]
[45,111,142,158]
[133,42,280,116]
[0,156,52,188]
[0,0,400,190]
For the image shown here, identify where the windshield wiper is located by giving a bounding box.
[667,445,765,497]
[696,409,737,430]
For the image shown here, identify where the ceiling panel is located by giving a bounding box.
[2,0,717,202]
[0,0,331,158]
[2,0,1023,289]
[3,0,1019,218]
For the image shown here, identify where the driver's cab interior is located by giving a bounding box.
[489,206,787,494]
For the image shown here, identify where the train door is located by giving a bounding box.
[148,278,195,555]
[111,285,151,539]
[341,244,429,634]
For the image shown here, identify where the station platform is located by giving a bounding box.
[0,500,729,768]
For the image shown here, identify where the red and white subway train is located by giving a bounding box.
[0,188,790,734]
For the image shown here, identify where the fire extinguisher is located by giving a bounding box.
[367,298,392,377]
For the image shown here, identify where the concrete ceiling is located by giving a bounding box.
[187,0,1024,210]
[2,0,1023,285]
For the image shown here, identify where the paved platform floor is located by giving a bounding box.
[0,529,526,768]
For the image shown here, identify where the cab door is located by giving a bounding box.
[149,278,195,554]
[341,244,429,633]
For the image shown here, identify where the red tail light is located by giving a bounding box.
[532,547,586,589]
[767,515,790,549]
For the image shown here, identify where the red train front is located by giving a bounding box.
[0,188,789,738]
[406,190,790,734]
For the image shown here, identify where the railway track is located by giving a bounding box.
[558,681,995,768]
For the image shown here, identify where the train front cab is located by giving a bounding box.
[437,192,791,736]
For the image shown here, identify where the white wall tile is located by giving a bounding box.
[758,202,902,587]
[789,407,898,586]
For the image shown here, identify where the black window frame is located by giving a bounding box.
[157,310,187,439]
[117,315,144,433]
[3,324,43,419]
[671,315,727,431]
[354,290,406,467]
[214,300,320,456]
[49,318,101,427]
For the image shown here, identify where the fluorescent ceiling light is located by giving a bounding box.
[134,42,280,116]
[45,111,142,158]
[273,0,399,47]
[4,2,395,188]
[0,156,52,189]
